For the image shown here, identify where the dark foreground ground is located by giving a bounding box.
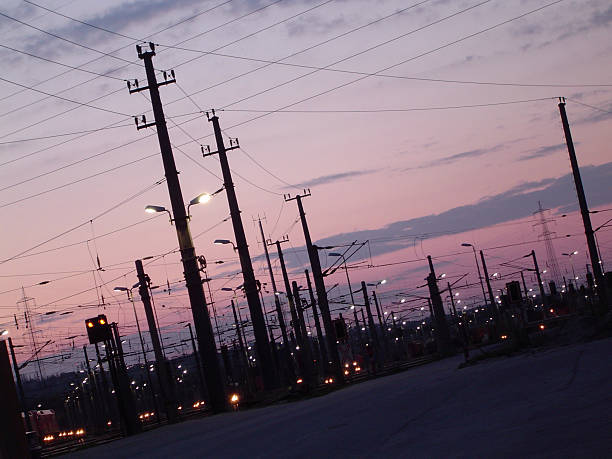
[66,338,612,458]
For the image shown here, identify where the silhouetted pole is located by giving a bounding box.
[0,340,29,459]
[187,323,207,402]
[361,282,381,363]
[94,342,111,419]
[8,338,31,432]
[286,192,343,383]
[529,250,547,305]
[260,222,290,349]
[275,239,300,347]
[123,291,159,421]
[426,256,452,355]
[306,269,328,367]
[231,300,249,377]
[110,324,141,435]
[353,309,363,347]
[520,271,529,300]
[372,291,390,360]
[293,282,315,384]
[360,309,369,341]
[129,43,225,412]
[558,98,607,308]
[136,259,178,423]
[448,283,469,361]
[480,251,500,323]
[205,112,276,389]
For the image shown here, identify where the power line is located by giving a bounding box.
[221,97,554,113]
[0,10,137,65]
[162,0,432,106]
[8,214,163,261]
[0,154,159,211]
[0,74,131,121]
[220,0,493,110]
[565,98,612,115]
[0,43,125,81]
[0,0,235,121]
[167,47,612,90]
[0,123,133,145]
[204,0,567,136]
[0,177,164,264]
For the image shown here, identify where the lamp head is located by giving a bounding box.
[189,193,212,206]
[145,205,166,214]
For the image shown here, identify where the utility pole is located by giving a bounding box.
[128,42,225,412]
[110,324,140,435]
[0,339,29,459]
[292,282,315,384]
[448,283,469,361]
[285,191,343,383]
[231,300,249,380]
[480,251,500,325]
[259,221,289,349]
[528,250,547,305]
[372,291,389,359]
[187,323,207,402]
[8,338,31,432]
[520,271,529,300]
[361,282,381,364]
[306,269,328,368]
[135,259,178,423]
[274,237,300,348]
[558,98,607,308]
[204,111,276,389]
[426,256,452,356]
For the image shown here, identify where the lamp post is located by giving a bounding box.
[562,251,579,287]
[113,286,159,420]
[143,186,226,413]
[461,243,488,307]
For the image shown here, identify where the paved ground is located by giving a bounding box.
[67,338,612,458]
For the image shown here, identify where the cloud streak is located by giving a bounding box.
[518,143,566,161]
[280,162,612,268]
[286,169,379,189]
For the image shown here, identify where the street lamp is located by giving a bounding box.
[461,243,488,307]
[561,251,580,284]
[187,186,225,217]
[214,239,237,251]
[144,205,173,223]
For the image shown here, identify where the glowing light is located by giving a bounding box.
[230,394,240,404]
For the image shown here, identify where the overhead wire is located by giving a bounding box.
[210,0,568,136]
[0,177,165,264]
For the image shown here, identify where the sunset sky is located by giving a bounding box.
[0,0,610,375]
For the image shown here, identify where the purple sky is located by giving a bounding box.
[0,0,610,374]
